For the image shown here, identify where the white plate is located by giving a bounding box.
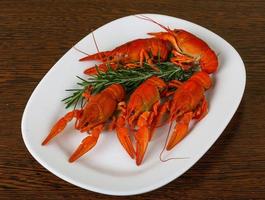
[21,14,246,195]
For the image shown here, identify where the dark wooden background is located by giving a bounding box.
[1,0,265,199]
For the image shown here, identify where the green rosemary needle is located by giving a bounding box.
[62,62,200,108]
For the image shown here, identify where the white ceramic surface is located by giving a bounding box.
[21,14,246,196]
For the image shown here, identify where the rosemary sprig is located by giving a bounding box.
[62,62,200,108]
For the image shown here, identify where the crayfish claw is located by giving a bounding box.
[166,112,193,151]
[42,110,81,145]
[115,102,135,159]
[135,126,150,166]
[116,127,135,159]
[69,124,103,162]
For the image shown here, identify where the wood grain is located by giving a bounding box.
[0,0,265,199]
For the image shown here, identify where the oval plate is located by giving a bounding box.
[21,14,246,195]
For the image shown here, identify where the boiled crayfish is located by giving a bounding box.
[42,84,135,162]
[117,76,167,165]
[81,38,172,74]
[137,15,218,74]
[80,15,218,76]
[153,71,212,151]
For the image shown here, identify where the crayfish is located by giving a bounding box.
[42,84,135,162]
[79,15,218,76]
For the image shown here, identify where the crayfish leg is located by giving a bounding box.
[150,101,170,139]
[69,124,103,163]
[42,110,81,145]
[193,96,208,121]
[107,116,116,131]
[170,51,196,71]
[166,112,193,151]
[139,49,159,71]
[148,32,180,52]
[168,79,183,89]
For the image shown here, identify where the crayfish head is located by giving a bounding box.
[76,104,103,131]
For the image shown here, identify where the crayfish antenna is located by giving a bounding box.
[73,46,89,55]
[79,30,106,61]
[135,15,173,33]
[159,121,172,162]
[136,15,182,52]
[91,31,102,59]
[159,122,189,162]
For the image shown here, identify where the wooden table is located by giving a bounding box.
[1,0,264,199]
